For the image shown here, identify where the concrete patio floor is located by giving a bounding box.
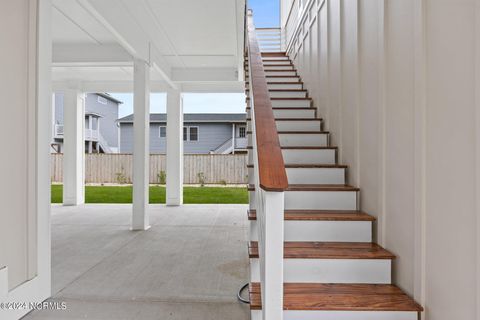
[23,204,250,320]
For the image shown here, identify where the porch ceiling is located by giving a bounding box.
[52,0,246,91]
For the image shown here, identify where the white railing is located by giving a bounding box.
[247,10,287,320]
[235,137,248,149]
[212,138,234,154]
[256,28,284,52]
[85,128,99,141]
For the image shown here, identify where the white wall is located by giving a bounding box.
[282,0,480,318]
[0,0,52,319]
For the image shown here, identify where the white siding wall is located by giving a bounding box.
[282,0,480,318]
[0,1,51,318]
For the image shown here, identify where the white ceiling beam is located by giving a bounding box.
[76,0,174,86]
[53,80,244,93]
[171,67,238,82]
[53,43,132,67]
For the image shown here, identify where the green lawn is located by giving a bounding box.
[51,185,248,204]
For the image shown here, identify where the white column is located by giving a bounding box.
[132,59,150,230]
[63,89,85,206]
[166,89,183,206]
[88,115,93,153]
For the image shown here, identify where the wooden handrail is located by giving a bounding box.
[246,10,288,192]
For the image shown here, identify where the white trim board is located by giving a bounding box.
[0,267,7,297]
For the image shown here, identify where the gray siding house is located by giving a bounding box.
[52,93,122,153]
[117,113,247,154]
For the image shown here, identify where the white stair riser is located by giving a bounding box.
[275,120,321,131]
[265,70,297,76]
[285,191,358,210]
[263,61,291,66]
[247,108,315,119]
[287,167,345,184]
[262,56,289,60]
[282,149,336,164]
[268,83,303,90]
[247,120,322,132]
[269,91,307,98]
[279,134,329,147]
[252,310,418,320]
[266,77,301,82]
[250,258,391,284]
[271,99,311,108]
[247,133,328,147]
[248,167,345,184]
[264,65,294,70]
[250,220,372,242]
[247,65,294,71]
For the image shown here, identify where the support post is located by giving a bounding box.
[166,89,183,206]
[62,89,85,206]
[132,59,150,230]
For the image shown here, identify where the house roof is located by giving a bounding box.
[96,93,123,105]
[117,113,246,124]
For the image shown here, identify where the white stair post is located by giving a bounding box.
[132,58,151,230]
[257,190,284,320]
[166,89,183,206]
[62,88,85,206]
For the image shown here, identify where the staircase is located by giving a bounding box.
[245,13,423,320]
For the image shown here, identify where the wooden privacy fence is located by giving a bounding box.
[51,153,248,184]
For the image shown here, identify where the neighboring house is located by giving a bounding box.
[117,113,247,154]
[52,93,122,153]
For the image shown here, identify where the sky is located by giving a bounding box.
[248,0,280,27]
[110,0,279,118]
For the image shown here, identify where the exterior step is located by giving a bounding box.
[246,89,307,98]
[249,283,423,320]
[248,146,337,165]
[248,184,359,210]
[246,107,316,119]
[262,60,292,65]
[248,164,346,184]
[267,82,303,90]
[248,209,374,242]
[264,70,297,76]
[247,118,323,131]
[263,64,295,70]
[265,76,300,83]
[249,242,394,284]
[269,89,307,98]
[248,131,329,147]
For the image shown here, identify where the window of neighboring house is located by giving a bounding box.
[97,96,108,105]
[189,127,199,141]
[182,126,199,142]
[239,126,246,138]
[159,126,166,138]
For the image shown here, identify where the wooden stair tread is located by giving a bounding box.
[246,118,322,121]
[247,209,375,221]
[249,283,423,311]
[248,184,360,191]
[247,146,337,150]
[246,107,314,110]
[247,164,347,168]
[247,131,329,134]
[248,241,396,259]
[247,96,312,101]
